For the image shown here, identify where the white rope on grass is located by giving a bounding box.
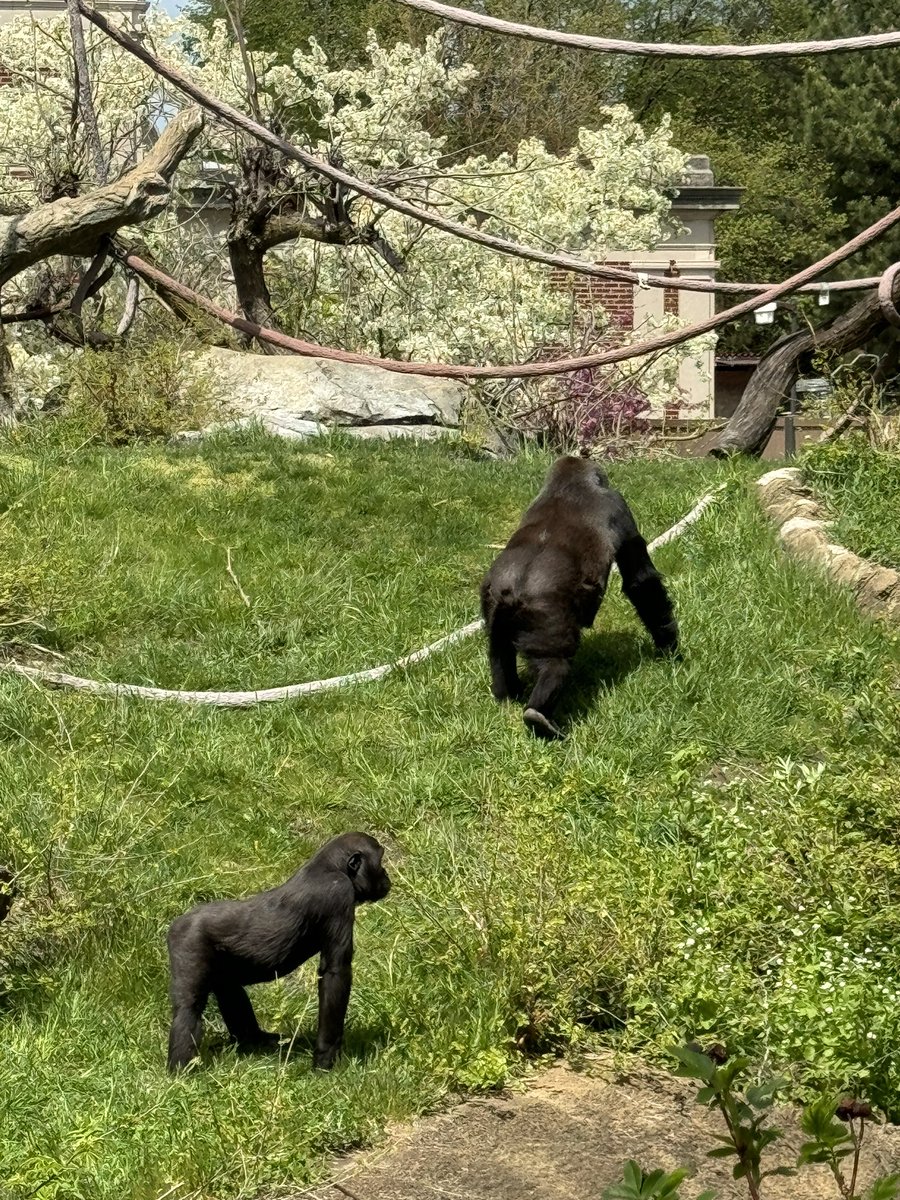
[3,485,725,709]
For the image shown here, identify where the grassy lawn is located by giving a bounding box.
[1,423,900,1200]
[803,436,900,569]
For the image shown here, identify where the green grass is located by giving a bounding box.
[803,435,900,569]
[1,423,900,1200]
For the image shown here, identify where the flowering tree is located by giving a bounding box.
[0,12,173,209]
[0,54,201,413]
[0,11,207,411]
[0,8,713,421]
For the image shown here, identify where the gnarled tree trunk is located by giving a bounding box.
[227,231,289,355]
[709,289,888,457]
[0,329,14,424]
[225,141,406,353]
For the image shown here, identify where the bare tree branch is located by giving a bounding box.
[116,275,140,335]
[67,245,109,340]
[0,301,71,325]
[65,0,107,183]
[222,0,263,125]
[113,239,231,345]
[257,209,342,251]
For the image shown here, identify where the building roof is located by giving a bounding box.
[672,185,744,213]
[0,0,147,23]
[671,155,743,214]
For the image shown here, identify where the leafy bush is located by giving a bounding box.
[528,367,652,454]
[603,1045,900,1200]
[64,338,221,444]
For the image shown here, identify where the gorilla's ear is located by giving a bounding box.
[348,853,362,876]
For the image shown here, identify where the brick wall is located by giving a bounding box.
[0,68,11,86]
[549,260,634,330]
[663,286,679,316]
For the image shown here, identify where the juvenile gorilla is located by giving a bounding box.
[480,456,678,739]
[166,832,391,1072]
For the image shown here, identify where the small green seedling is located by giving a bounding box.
[671,1043,792,1199]
[601,1159,714,1200]
[604,1046,900,1200]
[799,1094,900,1200]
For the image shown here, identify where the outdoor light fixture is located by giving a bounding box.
[754,302,777,325]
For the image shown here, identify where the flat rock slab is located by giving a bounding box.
[173,418,456,444]
[304,1059,900,1200]
[197,347,464,430]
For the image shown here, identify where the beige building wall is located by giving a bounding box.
[628,158,742,417]
[549,157,741,417]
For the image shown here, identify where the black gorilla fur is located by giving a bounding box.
[480,456,678,738]
[166,832,391,1071]
[0,866,14,924]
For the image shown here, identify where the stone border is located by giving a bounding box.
[757,467,900,623]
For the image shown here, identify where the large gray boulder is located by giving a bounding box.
[198,347,463,432]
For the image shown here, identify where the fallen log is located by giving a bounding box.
[0,108,203,289]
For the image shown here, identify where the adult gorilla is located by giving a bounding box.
[481,456,678,738]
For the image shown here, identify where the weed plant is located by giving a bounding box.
[605,1044,900,1199]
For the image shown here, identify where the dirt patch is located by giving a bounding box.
[300,1057,900,1200]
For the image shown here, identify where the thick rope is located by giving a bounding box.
[80,3,884,301]
[120,235,900,380]
[877,263,900,329]
[2,486,725,708]
[393,0,900,58]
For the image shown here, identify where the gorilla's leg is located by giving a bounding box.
[487,622,523,702]
[523,656,571,739]
[313,956,353,1070]
[214,984,279,1049]
[168,984,209,1071]
[616,536,678,653]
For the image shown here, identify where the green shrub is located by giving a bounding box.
[64,338,221,444]
[803,437,900,569]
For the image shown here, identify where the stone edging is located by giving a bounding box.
[756,467,900,623]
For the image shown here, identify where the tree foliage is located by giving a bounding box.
[189,0,899,297]
[802,0,900,277]
[0,9,712,414]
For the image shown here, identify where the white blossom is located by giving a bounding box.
[0,9,707,410]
